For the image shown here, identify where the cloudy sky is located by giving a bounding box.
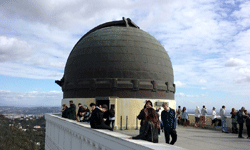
[0,0,249,111]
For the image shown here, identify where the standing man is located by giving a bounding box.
[237,107,246,138]
[161,102,177,145]
[220,105,228,133]
[68,100,76,120]
[201,105,207,128]
[177,106,182,125]
[89,103,98,128]
[77,103,85,122]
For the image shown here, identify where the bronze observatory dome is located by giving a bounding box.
[56,18,175,99]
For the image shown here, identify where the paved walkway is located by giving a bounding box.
[115,125,250,150]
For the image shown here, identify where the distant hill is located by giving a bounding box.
[0,106,61,115]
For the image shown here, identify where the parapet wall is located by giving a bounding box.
[45,113,185,150]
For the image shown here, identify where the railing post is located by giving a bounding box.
[125,116,128,130]
[120,116,122,130]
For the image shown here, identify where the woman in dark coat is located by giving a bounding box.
[137,100,153,134]
[130,107,160,143]
[61,104,69,118]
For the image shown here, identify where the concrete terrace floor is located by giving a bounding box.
[115,125,250,150]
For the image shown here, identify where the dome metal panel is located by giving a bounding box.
[56,18,175,99]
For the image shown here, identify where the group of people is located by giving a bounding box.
[61,100,250,145]
[61,101,90,122]
[61,100,77,120]
[176,106,189,127]
[61,101,115,131]
[193,105,208,129]
[230,107,250,139]
[62,100,178,145]
[129,100,177,145]
[177,105,250,139]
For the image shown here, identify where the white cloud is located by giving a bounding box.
[0,62,63,79]
[0,0,133,31]
[231,1,250,28]
[0,89,62,107]
[239,68,250,74]
[225,0,235,5]
[234,67,250,83]
[201,87,206,90]
[175,92,208,98]
[199,79,207,84]
[0,36,33,62]
[0,0,250,98]
[0,33,67,79]
[225,58,247,67]
[0,89,11,93]
[235,76,250,83]
[175,81,186,87]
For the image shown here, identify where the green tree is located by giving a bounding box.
[0,115,45,150]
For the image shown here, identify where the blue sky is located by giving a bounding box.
[0,0,249,111]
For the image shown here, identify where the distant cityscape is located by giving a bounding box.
[0,106,61,119]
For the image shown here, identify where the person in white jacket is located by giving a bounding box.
[220,105,228,133]
[211,107,218,129]
[194,106,201,128]
[201,105,207,128]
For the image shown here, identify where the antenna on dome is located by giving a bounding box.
[127,18,139,29]
[122,17,140,29]
[122,17,128,27]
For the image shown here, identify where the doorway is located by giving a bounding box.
[95,97,110,110]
